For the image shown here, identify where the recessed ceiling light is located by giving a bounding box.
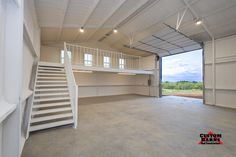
[195,19,202,25]
[79,27,84,33]
[113,28,118,33]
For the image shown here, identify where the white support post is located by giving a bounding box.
[212,38,216,105]
[176,7,188,30]
[96,48,99,67]
[182,0,216,105]
[176,12,180,29]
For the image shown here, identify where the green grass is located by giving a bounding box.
[162,89,202,95]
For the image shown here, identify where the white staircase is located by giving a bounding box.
[28,62,75,132]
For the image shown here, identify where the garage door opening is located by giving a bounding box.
[161,49,203,99]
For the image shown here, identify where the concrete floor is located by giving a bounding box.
[22,95,236,157]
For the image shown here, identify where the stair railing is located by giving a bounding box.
[26,60,39,138]
[64,42,78,128]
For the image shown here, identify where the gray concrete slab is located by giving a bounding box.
[22,95,236,157]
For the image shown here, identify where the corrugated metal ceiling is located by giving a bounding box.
[131,25,202,57]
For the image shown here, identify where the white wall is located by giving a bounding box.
[74,55,159,98]
[24,0,40,56]
[19,0,41,153]
[136,55,160,97]
[40,46,159,98]
[40,46,61,63]
[0,0,6,100]
[22,0,40,96]
[75,72,135,97]
[204,35,236,108]
[0,0,24,157]
[140,55,156,70]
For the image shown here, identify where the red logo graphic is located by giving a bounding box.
[198,131,223,144]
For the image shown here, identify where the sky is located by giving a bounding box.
[162,49,203,82]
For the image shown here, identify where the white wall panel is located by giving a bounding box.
[24,0,40,56]
[216,90,236,108]
[78,86,135,98]
[141,55,156,70]
[78,86,97,98]
[75,72,151,97]
[204,35,236,108]
[204,89,213,105]
[40,46,61,63]
[215,35,236,58]
[204,42,212,63]
[204,64,212,89]
[216,62,236,90]
[135,86,149,96]
[22,39,34,95]
[0,0,6,99]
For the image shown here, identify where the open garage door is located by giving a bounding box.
[131,25,203,98]
[131,25,202,57]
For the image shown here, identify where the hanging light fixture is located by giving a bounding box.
[113,28,118,33]
[79,27,84,33]
[195,19,202,25]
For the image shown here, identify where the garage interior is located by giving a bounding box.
[0,0,236,157]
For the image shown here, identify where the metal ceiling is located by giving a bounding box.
[131,24,202,57]
[35,0,236,56]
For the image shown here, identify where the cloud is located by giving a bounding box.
[162,51,202,82]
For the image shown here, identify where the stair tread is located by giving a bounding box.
[33,102,71,108]
[35,92,69,97]
[38,67,64,70]
[38,70,65,73]
[36,80,67,83]
[35,88,68,92]
[34,97,70,102]
[32,107,72,115]
[30,119,73,132]
[36,84,68,87]
[31,113,73,123]
[37,73,66,76]
[39,62,64,67]
[37,77,66,80]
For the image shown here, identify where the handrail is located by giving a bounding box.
[64,42,78,128]
[65,43,141,70]
[66,43,140,58]
[26,61,38,138]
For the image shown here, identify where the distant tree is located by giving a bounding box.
[162,81,203,90]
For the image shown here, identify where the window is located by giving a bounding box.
[84,53,93,66]
[103,56,110,68]
[61,50,71,64]
[119,58,125,69]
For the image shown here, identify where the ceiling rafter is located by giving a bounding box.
[56,0,71,41]
[110,0,200,47]
[174,3,236,38]
[84,0,128,42]
[73,0,101,41]
[182,0,213,38]
[98,0,159,42]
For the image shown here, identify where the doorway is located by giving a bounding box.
[160,50,203,99]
